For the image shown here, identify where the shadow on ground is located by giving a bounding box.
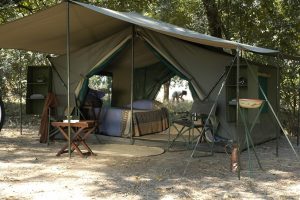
[0,127,299,199]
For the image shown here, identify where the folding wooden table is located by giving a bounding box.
[51,120,96,158]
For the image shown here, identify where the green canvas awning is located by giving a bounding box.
[0,1,280,55]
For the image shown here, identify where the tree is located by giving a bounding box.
[163,81,170,102]
[201,0,222,38]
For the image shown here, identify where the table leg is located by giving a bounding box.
[56,127,85,157]
[56,127,71,156]
[78,127,96,156]
[55,125,96,158]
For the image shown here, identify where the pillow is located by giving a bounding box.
[124,100,157,110]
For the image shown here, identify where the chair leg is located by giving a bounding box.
[167,125,171,150]
[190,127,215,157]
[169,126,190,149]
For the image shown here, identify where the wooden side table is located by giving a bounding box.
[51,120,96,157]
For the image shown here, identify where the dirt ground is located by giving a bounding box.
[0,126,299,200]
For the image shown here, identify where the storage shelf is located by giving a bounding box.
[225,64,249,122]
[26,66,51,114]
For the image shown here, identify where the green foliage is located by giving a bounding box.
[280,60,300,134]
[218,0,299,55]
[169,76,189,90]
[165,100,193,112]
[88,75,113,106]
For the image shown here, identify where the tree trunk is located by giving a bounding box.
[163,81,170,102]
[202,0,223,38]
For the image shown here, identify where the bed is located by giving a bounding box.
[92,100,169,137]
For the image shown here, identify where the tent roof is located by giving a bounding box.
[0,0,280,55]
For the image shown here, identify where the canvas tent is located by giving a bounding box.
[0,1,282,148]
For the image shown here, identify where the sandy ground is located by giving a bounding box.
[0,126,299,200]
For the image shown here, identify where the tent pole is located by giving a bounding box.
[297,86,300,146]
[236,47,240,140]
[130,25,135,144]
[19,50,23,135]
[236,47,241,180]
[236,47,240,127]
[66,0,71,158]
[275,56,280,156]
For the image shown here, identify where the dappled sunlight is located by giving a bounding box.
[0,181,91,200]
[267,169,294,178]
[0,127,299,199]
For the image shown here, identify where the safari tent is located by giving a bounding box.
[0,1,282,148]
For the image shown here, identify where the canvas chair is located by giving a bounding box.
[47,106,65,145]
[168,100,217,151]
[46,94,68,145]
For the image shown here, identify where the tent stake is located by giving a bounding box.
[66,0,71,158]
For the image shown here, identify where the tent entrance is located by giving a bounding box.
[88,72,113,107]
[74,35,201,107]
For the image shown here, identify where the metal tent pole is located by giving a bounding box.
[275,56,280,156]
[297,86,300,146]
[236,47,241,180]
[66,0,71,158]
[236,47,240,128]
[130,25,135,144]
[19,50,23,135]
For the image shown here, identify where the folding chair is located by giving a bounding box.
[47,105,65,145]
[168,100,217,151]
[46,94,70,145]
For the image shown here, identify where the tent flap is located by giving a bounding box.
[134,63,175,100]
[49,28,132,108]
[140,28,234,100]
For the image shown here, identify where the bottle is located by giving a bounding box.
[231,143,239,172]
